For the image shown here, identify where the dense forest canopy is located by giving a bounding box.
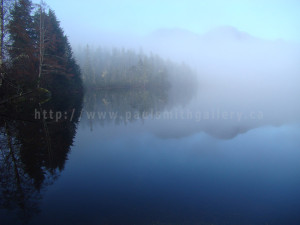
[0,0,82,100]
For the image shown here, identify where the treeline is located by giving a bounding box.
[0,0,82,99]
[75,46,198,90]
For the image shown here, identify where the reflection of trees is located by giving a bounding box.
[83,88,168,128]
[0,121,42,223]
[82,80,198,129]
[0,93,82,224]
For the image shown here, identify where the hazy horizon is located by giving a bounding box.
[32,0,300,46]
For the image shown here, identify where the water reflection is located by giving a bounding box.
[0,73,198,224]
[81,83,198,129]
[0,93,82,224]
[1,76,300,224]
[81,83,300,141]
[83,88,168,127]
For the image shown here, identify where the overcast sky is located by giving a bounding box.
[32,0,300,44]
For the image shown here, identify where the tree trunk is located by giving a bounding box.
[0,0,4,67]
[37,4,44,88]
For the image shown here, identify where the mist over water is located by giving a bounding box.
[2,1,300,224]
[76,26,300,139]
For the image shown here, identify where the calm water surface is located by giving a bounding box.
[1,89,300,225]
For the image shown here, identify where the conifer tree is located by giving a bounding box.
[33,8,82,94]
[8,0,37,89]
[0,0,12,68]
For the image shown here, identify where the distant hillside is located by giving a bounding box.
[201,26,256,42]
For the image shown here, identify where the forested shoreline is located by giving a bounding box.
[0,0,199,106]
[0,0,198,107]
[75,45,197,91]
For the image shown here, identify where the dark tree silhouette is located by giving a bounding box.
[0,92,83,224]
[0,0,82,100]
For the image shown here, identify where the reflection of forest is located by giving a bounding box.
[83,88,168,126]
[82,82,198,129]
[0,94,82,224]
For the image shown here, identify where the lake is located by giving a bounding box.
[1,86,300,225]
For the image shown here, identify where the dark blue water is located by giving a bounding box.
[1,89,300,225]
[28,123,300,224]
